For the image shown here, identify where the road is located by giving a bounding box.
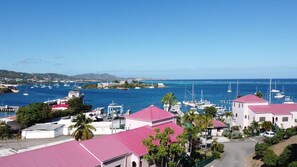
[214,138,258,167]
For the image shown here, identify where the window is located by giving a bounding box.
[276,117,278,122]
[238,103,240,108]
[253,117,255,121]
[217,129,221,132]
[259,117,266,122]
[236,113,238,117]
[248,115,249,120]
[245,115,247,119]
[233,103,235,107]
[242,103,243,107]
[282,117,288,122]
[295,119,297,123]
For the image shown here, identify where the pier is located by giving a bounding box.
[0,106,19,112]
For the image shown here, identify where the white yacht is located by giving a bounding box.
[283,96,294,104]
[274,93,285,99]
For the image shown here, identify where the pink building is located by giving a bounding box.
[0,106,183,167]
[233,94,297,130]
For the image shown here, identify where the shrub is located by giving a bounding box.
[217,143,224,153]
[231,131,243,139]
[264,136,280,145]
[222,129,230,138]
[289,161,297,167]
[262,149,278,167]
[213,151,220,159]
[276,129,285,140]
[278,144,297,167]
[231,126,240,131]
[285,128,295,138]
[255,143,269,158]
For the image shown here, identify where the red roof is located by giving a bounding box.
[125,105,175,122]
[52,104,69,109]
[0,141,100,167]
[113,122,183,157]
[80,135,131,162]
[233,94,268,103]
[249,104,297,115]
[212,120,227,128]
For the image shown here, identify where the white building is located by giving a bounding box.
[22,123,64,139]
[233,94,297,130]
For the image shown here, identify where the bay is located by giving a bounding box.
[1,79,297,118]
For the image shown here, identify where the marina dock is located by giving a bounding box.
[0,106,19,112]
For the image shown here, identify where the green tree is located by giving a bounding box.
[142,127,185,167]
[16,102,51,127]
[255,143,269,158]
[261,121,273,131]
[67,97,92,115]
[195,114,213,151]
[181,110,200,157]
[255,91,263,98]
[204,106,217,118]
[161,92,178,112]
[250,121,260,135]
[0,121,11,139]
[68,113,96,141]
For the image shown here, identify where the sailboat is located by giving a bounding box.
[197,89,215,110]
[271,81,280,93]
[23,85,29,96]
[227,82,232,93]
[182,84,196,107]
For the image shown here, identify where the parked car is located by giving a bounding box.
[263,131,275,138]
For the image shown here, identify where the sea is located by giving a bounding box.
[1,79,297,118]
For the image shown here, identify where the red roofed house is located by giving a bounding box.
[233,94,297,130]
[0,106,183,167]
[125,105,176,130]
[211,120,227,136]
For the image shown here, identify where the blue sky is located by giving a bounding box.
[0,0,296,79]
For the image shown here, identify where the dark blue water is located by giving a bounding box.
[1,79,297,118]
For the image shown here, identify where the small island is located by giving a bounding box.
[82,80,166,90]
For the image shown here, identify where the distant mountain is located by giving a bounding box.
[0,69,73,81]
[72,73,123,81]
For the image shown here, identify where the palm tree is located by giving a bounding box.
[250,121,260,135]
[68,113,96,141]
[183,109,197,124]
[161,92,178,112]
[224,111,234,130]
[261,121,273,131]
[195,114,213,151]
[182,109,200,156]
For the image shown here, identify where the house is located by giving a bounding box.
[125,105,176,129]
[210,120,227,136]
[21,123,64,139]
[51,103,68,110]
[233,94,297,130]
[1,106,183,167]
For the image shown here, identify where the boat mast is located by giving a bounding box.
[192,84,194,102]
[269,78,272,104]
[236,80,239,98]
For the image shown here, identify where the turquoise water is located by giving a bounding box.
[1,79,297,118]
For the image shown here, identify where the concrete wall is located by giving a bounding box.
[211,128,225,136]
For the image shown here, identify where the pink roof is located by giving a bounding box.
[233,94,268,103]
[0,141,100,167]
[212,120,227,128]
[125,105,175,122]
[113,122,183,157]
[52,104,69,109]
[80,135,131,162]
[249,104,297,115]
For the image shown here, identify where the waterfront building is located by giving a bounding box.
[233,94,297,130]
